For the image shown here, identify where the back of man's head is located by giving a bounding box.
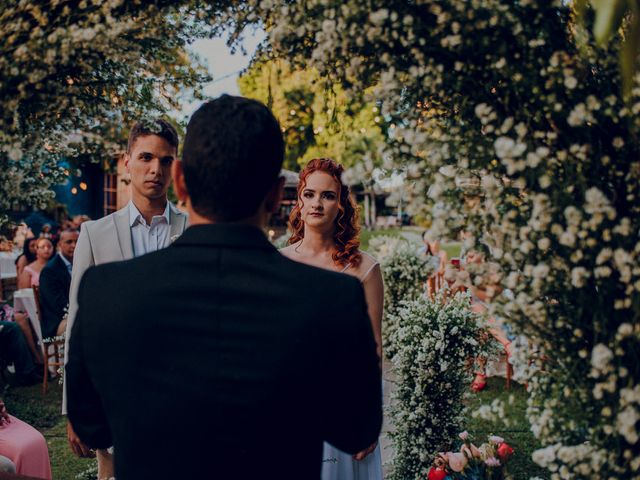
[182,95,285,222]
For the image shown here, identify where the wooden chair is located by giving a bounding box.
[33,286,64,394]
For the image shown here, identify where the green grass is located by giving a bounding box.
[442,241,462,259]
[2,380,96,479]
[464,377,549,479]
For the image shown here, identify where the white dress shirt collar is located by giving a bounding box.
[128,200,171,228]
[127,200,172,257]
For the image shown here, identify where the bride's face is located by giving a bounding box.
[300,171,340,231]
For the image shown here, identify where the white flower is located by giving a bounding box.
[591,344,614,372]
[564,75,578,89]
[570,267,589,288]
[369,9,388,25]
[489,435,504,444]
[616,406,640,444]
[612,137,625,149]
[438,165,456,177]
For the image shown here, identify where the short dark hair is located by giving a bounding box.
[59,228,79,237]
[127,118,179,153]
[182,95,285,221]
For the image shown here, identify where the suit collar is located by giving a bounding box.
[113,207,134,259]
[169,204,188,240]
[172,224,275,251]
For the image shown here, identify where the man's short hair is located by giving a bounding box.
[127,119,179,153]
[182,95,285,222]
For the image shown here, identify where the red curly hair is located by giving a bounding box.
[288,158,361,267]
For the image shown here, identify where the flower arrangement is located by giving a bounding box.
[387,293,499,480]
[427,432,515,480]
[368,235,434,360]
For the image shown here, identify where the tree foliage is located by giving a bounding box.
[0,0,217,226]
[238,58,387,175]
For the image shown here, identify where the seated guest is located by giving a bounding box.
[0,321,41,386]
[15,238,54,364]
[14,238,37,279]
[17,238,54,289]
[39,230,78,339]
[0,399,52,479]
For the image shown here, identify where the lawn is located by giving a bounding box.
[464,377,549,479]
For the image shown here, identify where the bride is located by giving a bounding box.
[280,158,384,480]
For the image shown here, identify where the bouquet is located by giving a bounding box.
[427,431,515,480]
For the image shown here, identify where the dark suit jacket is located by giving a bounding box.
[66,224,382,480]
[39,253,71,339]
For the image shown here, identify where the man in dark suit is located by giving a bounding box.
[66,95,382,479]
[39,229,78,339]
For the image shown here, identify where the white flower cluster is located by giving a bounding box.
[387,292,498,479]
[368,235,434,359]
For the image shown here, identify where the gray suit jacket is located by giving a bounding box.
[62,203,187,413]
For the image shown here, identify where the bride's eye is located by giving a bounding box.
[303,191,314,199]
[323,192,336,200]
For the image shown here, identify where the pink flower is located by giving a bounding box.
[485,457,501,467]
[469,443,483,458]
[459,430,469,441]
[447,452,468,472]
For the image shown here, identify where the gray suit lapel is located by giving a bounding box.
[169,203,187,241]
[113,208,134,260]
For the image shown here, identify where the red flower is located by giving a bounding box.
[496,442,514,462]
[427,467,448,480]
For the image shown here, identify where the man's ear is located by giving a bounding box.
[124,153,130,173]
[265,176,285,214]
[171,160,189,204]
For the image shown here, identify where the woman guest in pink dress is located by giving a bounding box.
[280,158,384,480]
[0,399,52,479]
[15,237,54,364]
[17,237,54,289]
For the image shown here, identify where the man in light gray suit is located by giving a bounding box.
[63,119,188,478]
